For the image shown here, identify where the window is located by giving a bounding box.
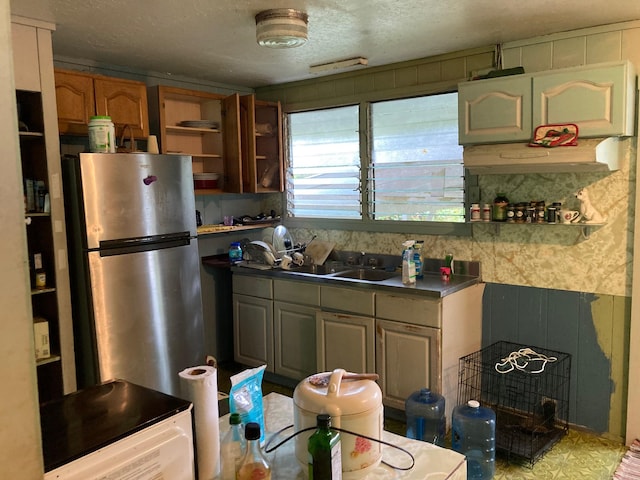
[286,92,464,225]
[287,106,361,219]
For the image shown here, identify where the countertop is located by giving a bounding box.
[226,262,480,298]
[218,392,466,479]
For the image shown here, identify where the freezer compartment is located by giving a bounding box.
[76,239,204,396]
[64,153,197,249]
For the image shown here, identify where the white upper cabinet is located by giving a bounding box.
[458,61,636,145]
[458,75,532,144]
[533,61,636,138]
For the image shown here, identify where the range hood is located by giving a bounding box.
[463,137,634,174]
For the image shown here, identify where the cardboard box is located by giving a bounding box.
[33,317,50,360]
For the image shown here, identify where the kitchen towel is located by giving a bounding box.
[179,365,220,480]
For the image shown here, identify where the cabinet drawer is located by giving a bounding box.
[232,274,273,299]
[375,292,441,328]
[274,279,320,306]
[321,286,374,316]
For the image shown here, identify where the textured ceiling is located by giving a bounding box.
[10,0,640,88]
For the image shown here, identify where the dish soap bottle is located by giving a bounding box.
[413,240,424,279]
[308,413,342,479]
[220,412,245,480]
[237,422,271,480]
[402,240,416,285]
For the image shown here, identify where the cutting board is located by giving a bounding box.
[305,240,336,265]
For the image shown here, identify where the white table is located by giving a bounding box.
[219,392,466,479]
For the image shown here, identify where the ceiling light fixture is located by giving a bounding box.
[309,57,369,74]
[255,9,308,48]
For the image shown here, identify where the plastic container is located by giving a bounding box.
[88,116,115,153]
[193,172,220,189]
[405,388,446,447]
[413,240,424,279]
[402,240,416,285]
[470,203,481,221]
[229,242,243,264]
[220,412,245,480]
[452,400,496,480]
[492,193,509,222]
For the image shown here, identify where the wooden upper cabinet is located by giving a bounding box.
[54,70,95,135]
[239,95,283,193]
[94,77,149,139]
[54,69,149,139]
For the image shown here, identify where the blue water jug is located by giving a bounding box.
[405,388,446,447]
[452,400,496,480]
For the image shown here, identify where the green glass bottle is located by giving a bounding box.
[308,414,342,479]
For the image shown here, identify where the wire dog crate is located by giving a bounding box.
[457,341,571,467]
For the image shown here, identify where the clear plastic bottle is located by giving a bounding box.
[308,414,342,480]
[229,242,243,264]
[220,412,245,480]
[402,240,416,285]
[405,388,446,447]
[237,422,271,480]
[413,240,424,280]
[452,400,496,480]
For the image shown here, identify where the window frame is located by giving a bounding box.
[282,93,473,237]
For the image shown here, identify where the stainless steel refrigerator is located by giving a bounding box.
[63,153,204,397]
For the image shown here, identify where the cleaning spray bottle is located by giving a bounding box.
[402,240,416,285]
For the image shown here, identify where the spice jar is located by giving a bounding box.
[515,203,526,223]
[482,204,492,222]
[506,204,516,223]
[470,203,481,222]
[536,202,546,223]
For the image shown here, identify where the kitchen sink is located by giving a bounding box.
[332,269,399,281]
[290,263,348,275]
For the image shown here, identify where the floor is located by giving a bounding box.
[218,362,626,479]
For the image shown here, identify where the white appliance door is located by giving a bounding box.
[44,409,195,480]
[88,239,203,396]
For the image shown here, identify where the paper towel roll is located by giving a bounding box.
[179,365,220,480]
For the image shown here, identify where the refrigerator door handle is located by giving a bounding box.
[98,232,192,256]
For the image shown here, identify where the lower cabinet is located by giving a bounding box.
[233,272,485,422]
[274,301,318,379]
[316,311,375,374]
[233,274,274,371]
[375,319,440,411]
[233,274,319,380]
[233,293,274,371]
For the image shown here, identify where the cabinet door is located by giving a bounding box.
[94,77,149,139]
[458,75,532,145]
[233,294,274,372]
[223,94,243,193]
[274,301,318,379]
[376,319,441,411]
[239,95,283,193]
[54,69,96,135]
[533,62,635,137]
[316,311,374,374]
[12,23,40,91]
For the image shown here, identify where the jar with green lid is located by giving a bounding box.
[492,193,509,221]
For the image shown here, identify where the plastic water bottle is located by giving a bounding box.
[405,388,446,447]
[229,242,243,264]
[452,400,496,480]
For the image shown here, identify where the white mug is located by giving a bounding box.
[561,209,581,224]
[281,255,293,270]
[292,252,304,266]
